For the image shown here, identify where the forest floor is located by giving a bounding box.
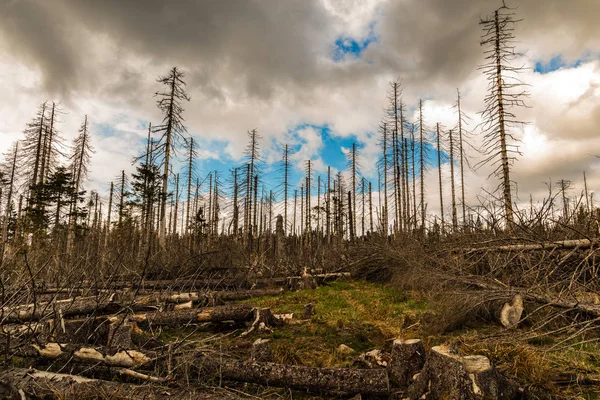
[159,281,600,399]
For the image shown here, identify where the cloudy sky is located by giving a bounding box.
[1,0,599,218]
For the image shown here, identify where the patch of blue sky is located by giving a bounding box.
[332,22,379,61]
[534,55,582,74]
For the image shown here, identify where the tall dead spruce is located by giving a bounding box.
[153,67,190,247]
[479,2,528,230]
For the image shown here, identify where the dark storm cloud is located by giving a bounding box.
[368,0,600,95]
[0,0,334,99]
[0,0,78,94]
[2,0,599,102]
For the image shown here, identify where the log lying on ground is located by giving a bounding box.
[134,288,284,306]
[32,272,350,293]
[0,295,115,323]
[191,357,389,397]
[131,303,255,328]
[460,238,597,253]
[15,342,153,368]
[458,278,600,320]
[1,315,132,349]
[406,345,520,400]
[0,368,240,399]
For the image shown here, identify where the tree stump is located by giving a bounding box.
[107,316,132,349]
[303,303,314,319]
[388,338,426,387]
[406,345,520,400]
[251,338,272,362]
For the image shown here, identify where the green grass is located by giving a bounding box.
[245,280,431,367]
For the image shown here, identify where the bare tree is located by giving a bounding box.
[479,2,529,229]
[153,67,190,246]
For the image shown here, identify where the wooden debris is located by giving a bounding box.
[0,367,237,399]
[499,294,524,328]
[194,358,389,396]
[131,303,254,328]
[388,338,426,387]
[0,295,114,323]
[358,349,389,368]
[337,344,355,355]
[16,342,153,368]
[406,345,520,400]
[251,338,272,362]
[240,307,282,337]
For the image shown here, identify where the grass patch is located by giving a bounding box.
[246,280,431,367]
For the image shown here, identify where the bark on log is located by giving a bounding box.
[0,296,115,323]
[191,357,389,396]
[406,345,520,400]
[388,338,426,387]
[131,304,254,328]
[0,367,239,399]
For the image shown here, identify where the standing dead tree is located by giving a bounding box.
[479,2,529,230]
[67,116,94,252]
[152,67,190,247]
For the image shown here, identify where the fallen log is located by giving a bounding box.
[460,238,597,254]
[32,272,350,293]
[130,303,255,328]
[0,295,115,323]
[134,288,284,306]
[191,357,389,397]
[457,278,600,320]
[406,345,520,400]
[0,367,239,399]
[2,314,133,349]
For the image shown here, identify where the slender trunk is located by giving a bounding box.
[348,191,354,241]
[293,189,297,236]
[411,126,417,231]
[186,137,194,234]
[449,129,458,231]
[584,171,590,214]
[283,144,289,235]
[233,168,239,236]
[419,100,425,232]
[118,170,125,227]
[436,124,445,233]
[159,70,177,246]
[1,143,18,261]
[383,124,389,234]
[369,181,373,233]
[173,173,179,235]
[457,90,467,226]
[494,10,514,229]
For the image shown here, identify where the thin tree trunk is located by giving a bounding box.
[436,124,445,233]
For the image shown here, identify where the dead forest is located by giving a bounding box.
[1,3,599,400]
